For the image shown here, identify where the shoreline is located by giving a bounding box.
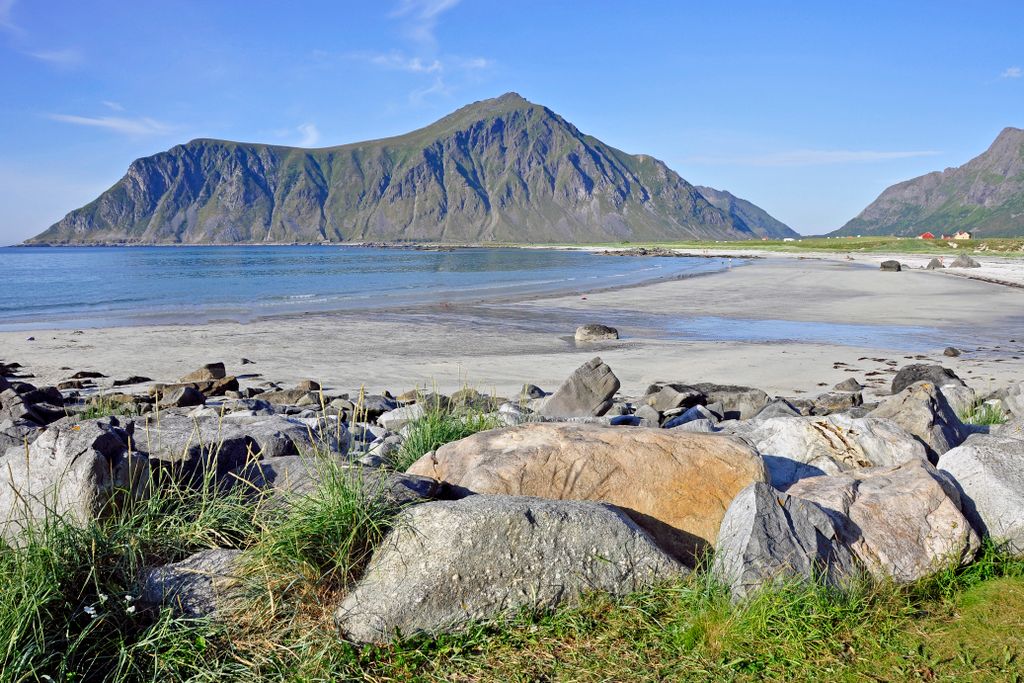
[0,252,744,332]
[2,257,1022,400]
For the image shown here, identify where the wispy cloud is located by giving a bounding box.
[390,0,461,45]
[359,50,443,73]
[296,122,320,146]
[26,47,82,67]
[1001,66,1022,79]
[46,113,177,137]
[410,76,452,104]
[0,0,20,33]
[685,149,942,167]
[101,100,125,111]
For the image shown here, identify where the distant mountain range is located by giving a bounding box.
[833,127,1024,238]
[27,93,797,245]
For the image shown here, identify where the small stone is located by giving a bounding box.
[521,384,546,400]
[944,347,962,357]
[879,260,901,272]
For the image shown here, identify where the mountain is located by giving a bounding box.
[28,93,792,245]
[832,127,1024,237]
[694,186,799,239]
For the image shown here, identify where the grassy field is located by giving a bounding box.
[520,236,1024,256]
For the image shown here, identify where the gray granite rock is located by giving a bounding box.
[713,482,858,600]
[334,495,686,643]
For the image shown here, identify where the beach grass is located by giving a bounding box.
[959,399,1009,426]
[77,394,142,419]
[394,401,501,471]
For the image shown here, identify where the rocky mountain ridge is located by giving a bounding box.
[28,93,796,244]
[834,127,1024,237]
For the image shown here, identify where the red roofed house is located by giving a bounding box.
[918,231,936,239]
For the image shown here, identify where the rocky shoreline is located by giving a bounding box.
[3,339,1023,645]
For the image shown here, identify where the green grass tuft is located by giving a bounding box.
[959,399,1008,426]
[394,402,501,471]
[77,395,143,420]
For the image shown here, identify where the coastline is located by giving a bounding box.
[3,256,1022,401]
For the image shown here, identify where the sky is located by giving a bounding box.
[0,0,1022,243]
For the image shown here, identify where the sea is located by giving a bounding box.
[0,245,731,331]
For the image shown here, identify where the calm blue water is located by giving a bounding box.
[0,246,731,330]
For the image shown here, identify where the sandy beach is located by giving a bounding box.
[2,254,1022,401]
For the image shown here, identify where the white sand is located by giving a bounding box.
[2,257,1023,401]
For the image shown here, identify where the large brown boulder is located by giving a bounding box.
[407,423,768,563]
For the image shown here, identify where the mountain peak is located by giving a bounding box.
[832,127,1024,238]
[28,95,794,245]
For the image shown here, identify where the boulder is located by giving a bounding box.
[879,260,902,272]
[157,386,205,409]
[643,384,703,413]
[724,414,928,490]
[891,363,975,414]
[787,460,979,583]
[833,377,864,392]
[353,395,399,422]
[692,383,770,420]
[670,418,719,433]
[334,495,685,643]
[229,456,438,507]
[753,398,804,420]
[180,362,226,383]
[574,324,619,342]
[539,357,620,418]
[407,422,768,563]
[891,364,965,395]
[950,254,981,268]
[22,386,64,406]
[141,549,243,618]
[257,388,317,406]
[1004,383,1024,417]
[812,391,863,415]
[112,375,152,387]
[378,404,426,432]
[926,258,945,270]
[662,403,719,429]
[134,413,348,479]
[521,384,546,399]
[0,388,43,425]
[0,419,149,540]
[295,379,321,392]
[713,482,858,600]
[943,347,961,357]
[0,419,43,453]
[938,434,1024,555]
[869,381,966,459]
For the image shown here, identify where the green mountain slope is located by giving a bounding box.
[832,127,1024,237]
[28,93,787,244]
[694,186,799,238]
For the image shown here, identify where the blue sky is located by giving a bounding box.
[0,0,1021,243]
